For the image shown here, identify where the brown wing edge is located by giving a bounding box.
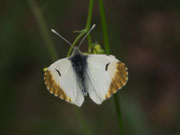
[105,61,128,99]
[44,70,71,103]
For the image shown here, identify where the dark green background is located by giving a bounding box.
[0,0,180,135]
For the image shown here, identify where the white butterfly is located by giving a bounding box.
[44,25,128,107]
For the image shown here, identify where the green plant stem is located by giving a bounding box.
[98,0,111,54]
[98,0,124,134]
[67,30,86,57]
[28,0,58,61]
[114,94,124,134]
[86,0,94,53]
[67,0,94,56]
[29,1,93,135]
[86,0,94,30]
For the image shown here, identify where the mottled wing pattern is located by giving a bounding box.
[44,58,84,107]
[86,55,128,104]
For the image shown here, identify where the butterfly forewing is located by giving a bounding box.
[106,61,128,98]
[44,58,84,107]
[86,55,128,104]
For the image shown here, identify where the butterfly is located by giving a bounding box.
[44,25,128,107]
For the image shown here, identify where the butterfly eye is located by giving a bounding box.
[105,63,110,71]
[55,68,61,76]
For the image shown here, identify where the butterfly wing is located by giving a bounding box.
[44,58,84,107]
[86,55,128,104]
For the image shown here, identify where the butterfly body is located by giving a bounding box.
[69,48,88,96]
[44,47,128,107]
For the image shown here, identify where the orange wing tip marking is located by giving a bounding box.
[105,61,128,99]
[44,70,71,103]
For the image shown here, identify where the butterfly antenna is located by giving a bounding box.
[78,24,96,48]
[51,29,72,47]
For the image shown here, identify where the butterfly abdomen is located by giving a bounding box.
[69,53,88,95]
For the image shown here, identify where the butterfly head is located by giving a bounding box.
[70,46,83,57]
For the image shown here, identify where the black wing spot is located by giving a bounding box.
[105,63,110,71]
[55,68,61,76]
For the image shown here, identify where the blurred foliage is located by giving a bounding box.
[0,0,180,135]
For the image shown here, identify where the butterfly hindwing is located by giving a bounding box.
[44,58,84,107]
[86,55,128,104]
